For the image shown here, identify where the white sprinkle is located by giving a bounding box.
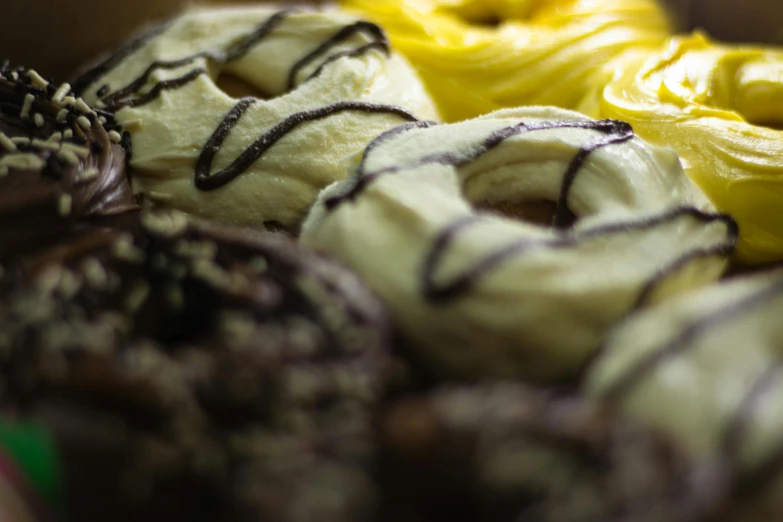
[146,191,173,202]
[74,98,92,115]
[62,96,76,107]
[63,129,73,139]
[10,137,30,145]
[125,282,150,312]
[52,83,71,104]
[78,168,99,182]
[27,70,48,89]
[33,113,44,128]
[81,257,108,289]
[56,108,68,123]
[0,133,16,152]
[112,234,145,263]
[142,211,189,238]
[98,116,107,125]
[57,149,79,166]
[48,131,63,142]
[20,94,34,119]
[108,130,122,143]
[61,143,89,159]
[95,100,106,109]
[31,139,59,151]
[76,116,91,130]
[122,119,142,132]
[9,71,18,81]
[0,153,45,171]
[0,165,8,177]
[58,194,72,216]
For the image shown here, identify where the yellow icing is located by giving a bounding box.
[590,33,783,263]
[340,0,672,121]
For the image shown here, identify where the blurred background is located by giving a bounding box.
[0,0,781,82]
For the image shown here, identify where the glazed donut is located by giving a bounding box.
[0,211,390,522]
[0,66,137,260]
[339,0,672,121]
[586,267,783,520]
[378,383,727,522]
[75,6,439,233]
[586,33,783,264]
[301,106,738,381]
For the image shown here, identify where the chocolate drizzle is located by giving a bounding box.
[600,278,783,402]
[422,208,735,303]
[195,100,418,191]
[286,21,389,90]
[326,119,635,214]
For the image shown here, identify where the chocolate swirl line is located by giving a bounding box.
[422,207,735,303]
[97,10,292,111]
[600,278,783,402]
[286,21,389,90]
[325,119,636,216]
[195,100,419,191]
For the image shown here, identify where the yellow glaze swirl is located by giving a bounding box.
[340,0,672,122]
[588,33,783,264]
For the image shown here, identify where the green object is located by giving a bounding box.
[0,419,64,515]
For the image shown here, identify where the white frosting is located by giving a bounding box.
[80,5,439,231]
[301,106,737,380]
[586,268,783,519]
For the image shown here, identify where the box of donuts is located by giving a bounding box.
[0,0,782,521]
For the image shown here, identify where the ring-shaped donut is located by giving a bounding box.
[76,6,438,232]
[302,106,738,381]
[588,33,783,264]
[339,0,671,121]
[587,267,783,519]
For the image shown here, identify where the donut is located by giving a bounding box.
[0,211,391,522]
[0,66,137,261]
[339,0,672,121]
[74,6,439,233]
[587,33,783,264]
[301,106,738,381]
[377,383,728,522]
[586,267,783,520]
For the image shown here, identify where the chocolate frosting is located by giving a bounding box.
[0,66,137,260]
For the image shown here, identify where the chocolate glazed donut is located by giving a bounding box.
[378,384,731,522]
[0,211,391,522]
[0,65,137,261]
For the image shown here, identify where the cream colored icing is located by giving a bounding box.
[301,106,737,381]
[79,5,439,232]
[586,268,783,520]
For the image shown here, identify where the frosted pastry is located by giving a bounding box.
[340,0,672,121]
[586,267,783,520]
[76,6,439,232]
[0,66,137,261]
[301,106,737,381]
[587,33,783,264]
[0,211,391,522]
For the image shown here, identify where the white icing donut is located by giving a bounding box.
[76,6,439,231]
[586,268,783,519]
[301,106,738,381]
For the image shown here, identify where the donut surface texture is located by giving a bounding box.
[301,106,738,381]
[0,67,137,260]
[339,0,671,121]
[377,384,728,522]
[587,267,783,521]
[588,33,783,264]
[76,6,439,233]
[0,211,391,522]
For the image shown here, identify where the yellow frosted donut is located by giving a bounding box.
[587,33,783,264]
[340,0,672,121]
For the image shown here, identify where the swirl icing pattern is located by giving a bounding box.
[302,106,737,381]
[77,6,439,233]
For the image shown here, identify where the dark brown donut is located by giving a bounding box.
[377,384,731,522]
[0,65,137,262]
[0,211,391,522]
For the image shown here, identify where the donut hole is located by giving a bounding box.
[475,199,578,229]
[216,72,272,100]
